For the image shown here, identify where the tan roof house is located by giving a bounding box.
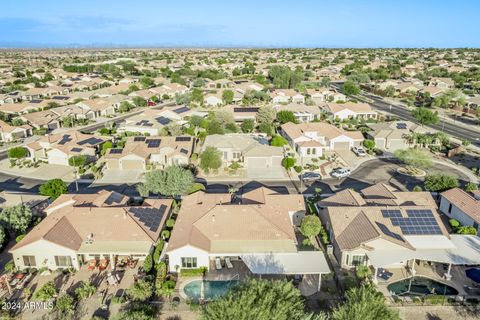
[322,102,377,121]
[10,190,173,270]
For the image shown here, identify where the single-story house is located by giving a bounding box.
[0,120,32,142]
[10,190,172,271]
[322,102,377,121]
[104,136,195,171]
[317,183,480,281]
[273,103,321,123]
[366,121,428,151]
[280,122,364,157]
[166,187,330,289]
[440,188,480,233]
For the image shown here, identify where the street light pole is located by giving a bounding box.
[72,155,79,192]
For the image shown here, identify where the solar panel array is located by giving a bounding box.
[382,209,442,235]
[128,205,168,232]
[147,139,161,148]
[135,120,153,127]
[134,136,146,142]
[109,148,123,154]
[180,148,189,154]
[78,137,104,146]
[396,123,407,129]
[174,106,190,114]
[71,147,82,152]
[155,116,171,125]
[58,135,72,145]
[234,107,260,113]
[175,136,191,142]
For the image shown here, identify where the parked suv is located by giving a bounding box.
[331,168,351,178]
[352,146,367,157]
[300,172,322,182]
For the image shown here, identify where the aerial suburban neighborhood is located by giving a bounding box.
[0,1,479,320]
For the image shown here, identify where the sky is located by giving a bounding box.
[0,0,479,48]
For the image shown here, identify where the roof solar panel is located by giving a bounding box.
[155,116,172,125]
[71,147,82,152]
[175,136,191,142]
[381,209,402,218]
[234,107,260,113]
[58,135,72,145]
[173,106,190,114]
[134,136,146,142]
[377,223,403,242]
[147,139,161,148]
[78,137,104,146]
[109,148,123,154]
[396,123,407,129]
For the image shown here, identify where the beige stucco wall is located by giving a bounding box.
[11,240,79,270]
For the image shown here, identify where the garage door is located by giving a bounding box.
[121,160,144,170]
[332,141,350,150]
[49,155,68,165]
[246,157,268,168]
[106,159,119,170]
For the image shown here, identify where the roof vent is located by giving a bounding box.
[85,233,94,244]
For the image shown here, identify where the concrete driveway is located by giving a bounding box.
[333,149,369,168]
[97,169,143,184]
[247,166,287,179]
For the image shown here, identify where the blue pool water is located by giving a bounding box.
[388,276,459,296]
[183,280,239,301]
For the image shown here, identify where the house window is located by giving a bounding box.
[223,152,228,160]
[307,148,311,155]
[181,257,197,268]
[312,148,316,155]
[448,203,452,214]
[54,256,73,267]
[23,256,36,267]
[232,152,241,159]
[351,255,366,266]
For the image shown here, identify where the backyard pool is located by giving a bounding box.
[183,280,239,301]
[388,276,459,296]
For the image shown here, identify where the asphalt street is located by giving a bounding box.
[331,83,480,147]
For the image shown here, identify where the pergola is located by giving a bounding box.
[240,251,331,291]
[367,235,480,282]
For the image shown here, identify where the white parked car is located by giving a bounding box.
[352,146,367,157]
[331,168,351,178]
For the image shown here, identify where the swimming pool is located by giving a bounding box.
[183,280,238,301]
[388,276,458,296]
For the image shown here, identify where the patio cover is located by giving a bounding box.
[367,235,480,267]
[240,251,330,275]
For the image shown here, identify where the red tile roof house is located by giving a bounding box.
[440,188,480,234]
[317,183,480,283]
[10,190,172,271]
[280,122,364,158]
[166,187,330,288]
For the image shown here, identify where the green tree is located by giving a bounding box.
[39,179,68,200]
[384,85,396,97]
[35,281,57,301]
[143,255,153,273]
[75,281,97,300]
[54,294,75,317]
[62,116,75,128]
[0,205,32,234]
[394,149,433,169]
[465,182,478,192]
[222,90,234,104]
[201,279,326,320]
[132,96,147,107]
[200,147,222,174]
[363,139,375,151]
[281,157,296,170]
[424,173,459,192]
[332,285,400,320]
[139,76,154,88]
[241,119,255,133]
[68,155,87,167]
[8,147,28,159]
[300,215,322,240]
[258,123,274,136]
[100,141,113,156]
[320,77,331,88]
[276,110,297,124]
[456,226,477,235]
[144,166,194,197]
[271,135,288,147]
[355,265,372,280]
[118,101,134,113]
[412,107,439,126]
[0,226,6,248]
[127,280,153,302]
[256,105,276,124]
[341,80,360,96]
[191,88,204,104]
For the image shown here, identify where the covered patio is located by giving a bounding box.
[367,235,480,297]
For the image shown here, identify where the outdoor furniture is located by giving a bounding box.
[225,257,233,269]
[215,258,222,270]
[87,259,98,271]
[377,268,393,281]
[99,259,109,271]
[128,259,138,269]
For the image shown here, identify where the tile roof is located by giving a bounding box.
[441,188,480,222]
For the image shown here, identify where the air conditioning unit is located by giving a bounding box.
[326,244,333,254]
